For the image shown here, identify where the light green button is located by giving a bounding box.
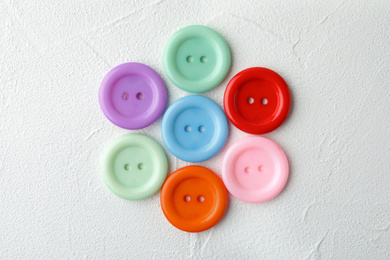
[101,134,168,200]
[163,25,231,93]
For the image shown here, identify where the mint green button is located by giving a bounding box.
[163,25,231,93]
[101,134,168,200]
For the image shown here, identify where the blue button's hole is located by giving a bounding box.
[186,56,193,63]
[185,125,191,132]
[198,126,205,133]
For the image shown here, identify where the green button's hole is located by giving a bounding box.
[261,98,268,105]
[185,125,191,132]
[136,92,143,100]
[200,56,207,63]
[122,92,129,100]
[124,164,130,171]
[186,56,193,63]
[184,195,191,202]
[138,163,144,170]
[247,97,254,104]
[198,126,205,133]
[198,196,205,203]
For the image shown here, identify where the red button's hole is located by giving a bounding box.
[247,97,254,104]
[261,98,268,105]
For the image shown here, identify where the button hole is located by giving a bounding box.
[124,164,130,171]
[258,165,263,172]
[261,98,268,105]
[136,92,143,100]
[138,163,144,170]
[200,56,207,63]
[244,167,251,174]
[185,125,191,132]
[186,56,193,63]
[184,195,191,202]
[198,196,205,202]
[247,97,254,104]
[198,126,205,133]
[122,92,129,100]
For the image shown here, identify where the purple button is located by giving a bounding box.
[99,63,167,129]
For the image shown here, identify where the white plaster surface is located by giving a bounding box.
[1,0,389,259]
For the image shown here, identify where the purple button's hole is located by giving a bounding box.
[184,195,191,202]
[136,92,143,100]
[258,165,263,172]
[261,98,268,105]
[198,196,205,202]
[122,92,129,100]
[247,97,254,104]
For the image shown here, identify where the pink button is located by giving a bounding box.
[222,136,289,203]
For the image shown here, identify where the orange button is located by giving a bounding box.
[160,166,228,232]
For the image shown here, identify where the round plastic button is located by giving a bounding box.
[161,166,227,232]
[161,95,228,162]
[222,136,289,203]
[224,67,291,134]
[101,134,168,200]
[99,62,167,129]
[163,25,231,93]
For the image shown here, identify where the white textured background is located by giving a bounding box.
[1,0,389,259]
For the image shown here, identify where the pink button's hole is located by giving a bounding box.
[261,98,268,105]
[185,125,191,132]
[198,196,205,202]
[136,92,143,100]
[258,165,263,172]
[184,195,191,202]
[122,92,129,100]
[244,167,251,174]
[247,97,254,104]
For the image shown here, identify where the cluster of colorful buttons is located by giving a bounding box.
[99,25,291,233]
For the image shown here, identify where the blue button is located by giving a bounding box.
[161,95,228,162]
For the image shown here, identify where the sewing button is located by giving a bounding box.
[222,136,289,203]
[163,25,231,93]
[161,95,228,162]
[99,62,167,129]
[224,67,291,134]
[101,134,168,200]
[160,166,228,232]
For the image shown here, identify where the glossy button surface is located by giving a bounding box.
[161,95,228,162]
[101,134,168,200]
[161,166,227,232]
[224,67,291,134]
[163,25,231,93]
[99,62,167,129]
[222,136,289,203]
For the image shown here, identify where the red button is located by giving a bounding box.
[224,67,291,134]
